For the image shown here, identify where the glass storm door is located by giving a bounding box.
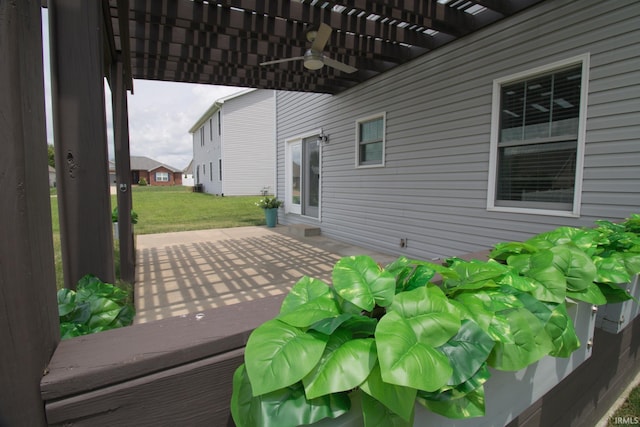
[286,136,320,218]
[289,142,302,214]
[302,137,320,218]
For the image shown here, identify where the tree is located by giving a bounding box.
[48,144,55,168]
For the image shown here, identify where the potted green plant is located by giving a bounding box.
[231,216,639,427]
[256,196,283,228]
[112,207,139,240]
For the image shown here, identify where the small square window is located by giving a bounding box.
[356,113,385,167]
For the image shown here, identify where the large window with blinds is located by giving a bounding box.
[488,56,588,215]
[356,113,385,167]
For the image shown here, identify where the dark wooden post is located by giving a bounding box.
[48,0,115,288]
[111,58,136,284]
[0,1,60,424]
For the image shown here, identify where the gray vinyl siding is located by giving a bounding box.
[276,0,640,260]
[222,90,276,195]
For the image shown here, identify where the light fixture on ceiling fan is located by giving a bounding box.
[260,23,358,73]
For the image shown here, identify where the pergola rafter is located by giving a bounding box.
[109,0,544,94]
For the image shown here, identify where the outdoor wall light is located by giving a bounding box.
[317,129,328,145]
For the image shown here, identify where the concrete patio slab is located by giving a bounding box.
[134,226,397,324]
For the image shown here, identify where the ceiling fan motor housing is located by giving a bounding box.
[304,50,324,70]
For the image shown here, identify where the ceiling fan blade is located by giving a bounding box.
[260,56,304,66]
[310,23,332,52]
[323,56,358,74]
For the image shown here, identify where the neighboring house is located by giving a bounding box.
[189,89,276,196]
[130,155,183,186]
[182,159,194,187]
[276,0,640,261]
[108,160,116,185]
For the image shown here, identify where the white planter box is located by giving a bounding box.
[113,222,134,241]
[314,300,597,427]
[596,275,640,334]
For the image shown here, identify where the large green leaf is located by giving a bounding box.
[279,276,332,314]
[487,307,553,371]
[596,281,634,304]
[622,253,640,276]
[498,270,537,292]
[567,282,608,305]
[57,289,77,317]
[545,303,580,357]
[244,319,329,396]
[77,275,128,304]
[303,331,377,399]
[112,305,135,328]
[360,363,417,422]
[390,286,461,346]
[309,314,378,339]
[450,294,503,341]
[549,245,596,292]
[376,311,453,391]
[438,319,494,385]
[419,386,485,419]
[527,227,587,248]
[361,392,413,427]
[502,287,553,325]
[59,322,90,339]
[490,241,538,261]
[333,256,396,311]
[87,297,122,329]
[385,257,436,294]
[594,255,631,284]
[277,277,340,328]
[508,251,567,303]
[418,363,490,402]
[399,264,437,293]
[443,260,508,294]
[231,364,350,427]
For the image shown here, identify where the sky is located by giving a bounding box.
[41,9,245,171]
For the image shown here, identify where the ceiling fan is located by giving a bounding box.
[260,23,358,74]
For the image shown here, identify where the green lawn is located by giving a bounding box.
[123,186,265,234]
[608,384,640,426]
[51,185,267,287]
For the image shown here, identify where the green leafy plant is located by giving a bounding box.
[57,275,135,339]
[112,206,139,224]
[138,177,148,186]
[231,215,640,426]
[255,196,283,209]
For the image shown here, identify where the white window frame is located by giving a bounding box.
[355,112,386,168]
[155,171,169,182]
[487,54,589,218]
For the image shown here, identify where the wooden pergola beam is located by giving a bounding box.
[0,0,60,423]
[49,0,115,288]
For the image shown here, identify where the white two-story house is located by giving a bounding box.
[189,89,276,196]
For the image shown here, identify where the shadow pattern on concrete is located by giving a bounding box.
[135,232,346,323]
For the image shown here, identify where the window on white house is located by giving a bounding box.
[156,172,169,182]
[488,56,587,215]
[356,113,385,167]
[218,159,222,181]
